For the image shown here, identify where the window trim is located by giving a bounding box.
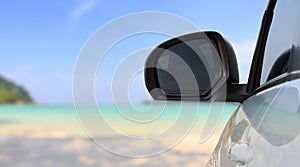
[253,70,300,94]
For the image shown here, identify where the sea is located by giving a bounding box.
[0,102,239,138]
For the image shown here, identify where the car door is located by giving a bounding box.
[207,0,300,166]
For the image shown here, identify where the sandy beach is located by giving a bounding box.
[0,135,219,167]
[0,104,237,167]
[0,125,223,167]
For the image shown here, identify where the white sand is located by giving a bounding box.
[0,104,233,167]
[0,134,219,167]
[0,120,228,167]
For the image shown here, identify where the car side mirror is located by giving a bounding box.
[144,31,245,102]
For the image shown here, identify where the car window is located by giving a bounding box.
[261,0,300,84]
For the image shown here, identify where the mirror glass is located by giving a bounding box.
[156,39,222,96]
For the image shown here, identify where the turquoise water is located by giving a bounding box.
[0,103,239,137]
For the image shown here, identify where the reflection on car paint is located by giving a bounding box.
[207,79,300,166]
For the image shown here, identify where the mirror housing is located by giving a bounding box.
[144,31,246,102]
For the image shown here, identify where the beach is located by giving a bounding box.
[0,135,217,167]
[0,104,238,167]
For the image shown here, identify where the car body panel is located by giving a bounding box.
[207,79,300,166]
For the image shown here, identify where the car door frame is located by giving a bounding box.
[246,0,278,95]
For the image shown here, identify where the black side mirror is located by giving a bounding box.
[144,31,245,102]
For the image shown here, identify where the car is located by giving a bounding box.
[144,0,300,166]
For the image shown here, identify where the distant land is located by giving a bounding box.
[0,75,34,104]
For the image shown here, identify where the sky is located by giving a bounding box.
[0,0,267,104]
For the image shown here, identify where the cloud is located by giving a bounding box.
[233,41,256,83]
[72,0,98,21]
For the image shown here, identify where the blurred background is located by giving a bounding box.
[0,0,266,105]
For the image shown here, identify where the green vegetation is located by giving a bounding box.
[0,76,33,104]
